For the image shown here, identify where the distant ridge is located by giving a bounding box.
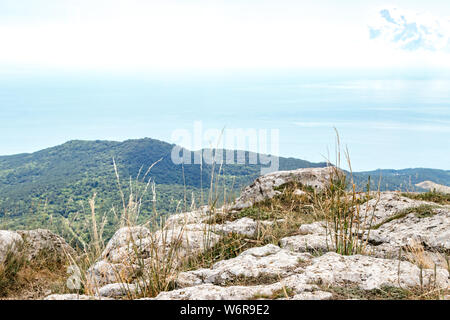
[0,138,449,236]
[415,181,450,194]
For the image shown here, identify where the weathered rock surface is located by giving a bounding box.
[176,244,313,287]
[415,181,450,194]
[1,229,74,264]
[18,229,76,261]
[358,192,435,225]
[153,281,331,300]
[215,217,274,238]
[88,220,222,287]
[44,294,113,300]
[279,221,334,253]
[303,252,449,290]
[98,283,141,298]
[87,260,138,287]
[161,241,449,300]
[101,226,151,264]
[232,167,337,209]
[366,206,450,266]
[0,230,23,264]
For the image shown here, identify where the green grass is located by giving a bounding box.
[402,191,450,205]
[372,204,438,229]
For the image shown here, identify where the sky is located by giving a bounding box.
[1,0,450,72]
[0,0,449,171]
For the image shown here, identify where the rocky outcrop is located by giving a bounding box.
[357,192,435,225]
[44,294,113,300]
[152,281,332,300]
[0,229,73,264]
[279,221,333,253]
[176,244,313,288]
[232,167,337,209]
[87,222,222,287]
[154,244,448,300]
[302,252,448,290]
[17,229,76,261]
[416,181,450,194]
[366,206,450,267]
[0,230,23,264]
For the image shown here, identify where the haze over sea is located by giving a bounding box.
[1,69,449,172]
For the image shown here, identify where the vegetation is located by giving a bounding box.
[0,138,326,243]
[324,285,447,300]
[1,137,448,300]
[402,191,450,205]
[371,204,437,229]
[0,246,68,299]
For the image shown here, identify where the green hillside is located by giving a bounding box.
[353,168,450,191]
[0,138,448,244]
[0,138,326,241]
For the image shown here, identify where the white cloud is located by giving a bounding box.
[0,2,449,72]
[369,7,450,52]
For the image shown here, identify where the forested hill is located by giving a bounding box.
[0,138,325,223]
[353,168,450,191]
[0,138,448,240]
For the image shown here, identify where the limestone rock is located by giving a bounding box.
[154,283,280,300]
[154,280,330,300]
[176,244,313,287]
[366,206,450,267]
[102,226,151,264]
[280,233,334,253]
[163,207,211,229]
[415,181,450,194]
[98,283,141,298]
[87,260,138,288]
[44,294,113,300]
[0,230,23,264]
[216,217,264,237]
[357,192,434,225]
[17,229,75,261]
[302,252,449,290]
[293,189,308,197]
[232,167,337,209]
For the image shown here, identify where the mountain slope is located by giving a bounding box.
[0,138,448,240]
[0,138,326,221]
[353,168,450,191]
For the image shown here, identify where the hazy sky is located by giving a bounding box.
[1,0,450,72]
[0,1,449,171]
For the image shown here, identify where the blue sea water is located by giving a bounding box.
[0,70,449,171]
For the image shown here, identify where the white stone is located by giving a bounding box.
[232,167,338,210]
[176,244,313,287]
[17,229,75,261]
[0,230,23,264]
[98,283,141,298]
[302,252,449,290]
[44,294,113,300]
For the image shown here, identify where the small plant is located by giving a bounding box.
[315,129,380,256]
[402,191,450,205]
[0,248,26,297]
[371,204,437,229]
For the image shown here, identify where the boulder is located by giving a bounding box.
[0,230,23,264]
[98,283,142,298]
[87,260,139,288]
[44,294,113,300]
[302,252,449,290]
[176,244,313,287]
[17,229,76,261]
[232,167,337,209]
